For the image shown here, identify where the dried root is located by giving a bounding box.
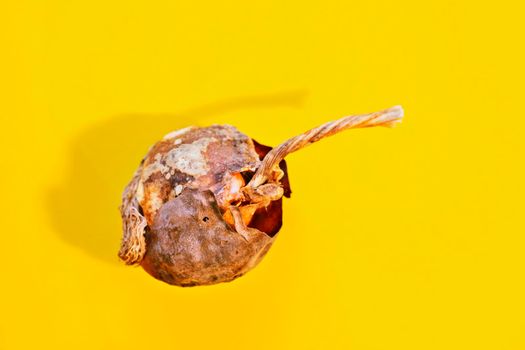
[118,166,148,265]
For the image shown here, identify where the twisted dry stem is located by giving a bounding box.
[245,105,404,190]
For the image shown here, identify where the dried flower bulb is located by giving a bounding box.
[119,106,404,286]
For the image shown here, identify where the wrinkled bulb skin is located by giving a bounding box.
[119,106,404,286]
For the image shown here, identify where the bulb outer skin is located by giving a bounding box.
[120,124,290,286]
[141,188,275,286]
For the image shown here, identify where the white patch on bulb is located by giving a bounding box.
[136,179,145,203]
[148,192,164,215]
[164,138,213,177]
[162,126,195,140]
[141,137,214,183]
[142,161,171,180]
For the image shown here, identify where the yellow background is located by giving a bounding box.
[1,1,524,349]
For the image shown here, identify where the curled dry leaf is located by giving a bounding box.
[119,105,404,286]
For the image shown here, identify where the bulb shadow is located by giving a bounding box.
[46,90,308,264]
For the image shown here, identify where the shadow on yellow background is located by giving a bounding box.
[47,90,308,263]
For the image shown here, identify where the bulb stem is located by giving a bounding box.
[245,105,404,190]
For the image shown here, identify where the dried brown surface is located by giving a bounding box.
[141,189,274,286]
[120,125,288,285]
